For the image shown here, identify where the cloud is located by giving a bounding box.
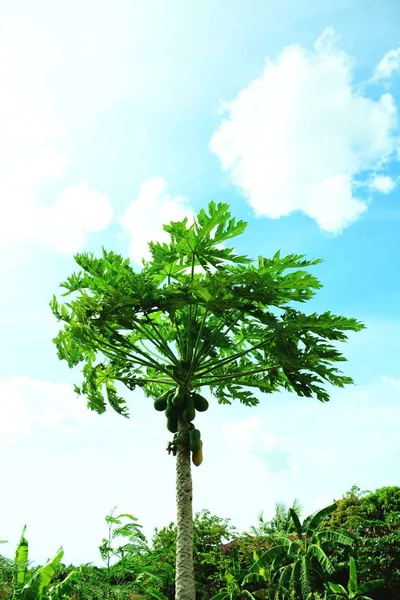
[0,21,112,253]
[210,28,399,234]
[0,377,99,446]
[0,182,113,253]
[33,183,113,253]
[373,47,400,81]
[369,174,396,194]
[118,177,194,265]
[220,416,292,474]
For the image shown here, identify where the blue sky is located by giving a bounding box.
[0,0,399,566]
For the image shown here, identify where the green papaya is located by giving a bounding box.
[165,395,180,419]
[192,393,209,412]
[172,386,185,407]
[192,440,203,466]
[182,394,196,422]
[189,428,201,453]
[153,390,170,411]
[167,416,178,433]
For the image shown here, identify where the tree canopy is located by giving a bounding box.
[50,201,364,418]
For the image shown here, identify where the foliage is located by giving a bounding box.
[152,510,238,599]
[324,486,400,599]
[323,487,366,531]
[325,557,384,599]
[99,507,147,571]
[250,503,354,599]
[4,527,77,600]
[353,487,400,532]
[247,501,303,538]
[210,570,260,600]
[0,541,13,599]
[2,484,400,600]
[51,200,364,421]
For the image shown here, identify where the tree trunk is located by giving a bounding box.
[175,419,195,600]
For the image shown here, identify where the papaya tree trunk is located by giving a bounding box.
[175,419,195,600]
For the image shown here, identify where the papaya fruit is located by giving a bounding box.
[192,393,209,412]
[182,394,196,422]
[192,440,203,467]
[189,428,201,453]
[167,416,178,433]
[172,386,185,407]
[153,390,170,411]
[165,396,180,419]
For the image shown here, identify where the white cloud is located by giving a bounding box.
[34,183,113,253]
[373,47,400,81]
[210,28,399,234]
[220,416,293,474]
[369,174,396,193]
[0,21,112,253]
[119,177,194,265]
[0,377,98,446]
[0,182,113,253]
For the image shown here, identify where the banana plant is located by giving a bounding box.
[241,549,281,599]
[250,504,354,600]
[11,526,77,600]
[210,571,259,600]
[325,557,384,599]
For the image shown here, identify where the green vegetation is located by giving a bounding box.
[1,526,77,600]
[325,557,384,600]
[1,486,399,600]
[248,503,354,599]
[48,201,364,600]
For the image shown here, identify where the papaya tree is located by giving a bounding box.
[50,201,364,600]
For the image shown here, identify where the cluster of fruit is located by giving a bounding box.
[154,387,209,466]
[166,424,204,466]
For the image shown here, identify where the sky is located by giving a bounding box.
[0,0,399,567]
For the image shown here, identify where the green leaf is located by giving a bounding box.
[14,525,29,586]
[289,508,304,541]
[18,547,64,600]
[48,568,78,598]
[357,579,385,594]
[327,581,347,595]
[348,557,357,594]
[307,544,334,575]
[104,516,121,525]
[306,504,337,535]
[315,530,354,547]
[300,556,311,600]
